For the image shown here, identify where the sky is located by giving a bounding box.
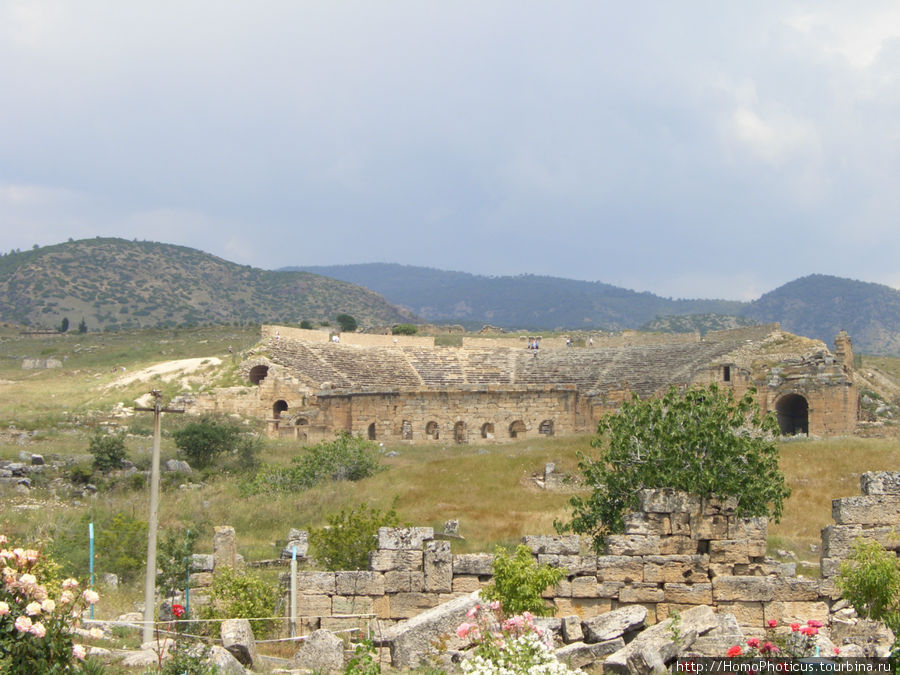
[2,2,899,301]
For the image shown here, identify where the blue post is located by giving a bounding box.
[88,522,94,620]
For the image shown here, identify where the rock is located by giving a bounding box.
[604,605,718,674]
[522,535,580,555]
[30,453,44,466]
[554,638,625,669]
[281,528,309,559]
[164,459,192,473]
[830,618,895,658]
[453,554,494,576]
[860,472,900,495]
[101,573,119,589]
[289,628,345,671]
[832,495,900,525]
[207,645,247,674]
[377,527,434,550]
[561,615,584,643]
[220,619,258,667]
[378,590,480,669]
[689,613,744,657]
[120,649,165,668]
[582,605,648,642]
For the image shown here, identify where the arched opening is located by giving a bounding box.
[273,400,288,419]
[539,420,554,436]
[367,423,376,440]
[776,394,809,436]
[425,421,439,440]
[401,420,413,440]
[509,420,526,439]
[454,421,467,444]
[294,417,308,427]
[249,365,269,385]
[481,422,495,439]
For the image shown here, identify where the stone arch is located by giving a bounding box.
[425,421,439,440]
[368,422,377,440]
[481,422,495,439]
[509,420,526,439]
[249,365,269,385]
[538,419,554,436]
[401,420,413,440]
[775,393,809,436]
[294,417,308,427]
[454,421,467,444]
[273,400,288,419]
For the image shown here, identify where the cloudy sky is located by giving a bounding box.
[2,2,899,300]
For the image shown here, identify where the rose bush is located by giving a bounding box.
[0,534,98,673]
[727,619,836,661]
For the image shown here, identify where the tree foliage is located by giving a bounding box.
[88,431,126,472]
[172,415,249,469]
[836,539,900,634]
[336,313,358,332]
[481,545,565,617]
[391,323,418,335]
[557,385,790,552]
[310,502,401,571]
[157,527,199,600]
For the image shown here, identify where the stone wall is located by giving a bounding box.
[262,325,330,343]
[340,333,435,348]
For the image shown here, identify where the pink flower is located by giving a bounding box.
[457,622,471,639]
[760,642,779,654]
[767,619,778,628]
[62,578,79,590]
[746,638,760,648]
[59,590,74,605]
[466,606,478,619]
[807,619,824,628]
[0,601,8,615]
[29,621,46,638]
[727,645,742,657]
[800,626,818,636]
[791,623,800,632]
[14,615,33,633]
[833,648,841,655]
[489,600,501,611]
[82,589,99,605]
[73,644,87,660]
[172,603,185,618]
[25,601,42,616]
[0,534,7,544]
[19,573,37,586]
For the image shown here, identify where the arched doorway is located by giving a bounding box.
[509,420,526,439]
[249,365,269,385]
[776,394,809,435]
[539,420,554,436]
[368,423,376,440]
[481,422,495,439]
[454,421,467,444]
[273,400,288,419]
[425,421,439,440]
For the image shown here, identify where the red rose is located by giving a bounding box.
[747,638,760,648]
[791,623,800,632]
[807,619,823,628]
[767,619,778,628]
[727,646,742,658]
[172,604,185,618]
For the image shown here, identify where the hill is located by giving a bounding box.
[0,239,414,331]
[293,263,744,330]
[293,264,900,354]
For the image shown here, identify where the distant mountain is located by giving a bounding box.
[0,239,414,331]
[291,264,900,355]
[639,314,758,335]
[292,263,744,331]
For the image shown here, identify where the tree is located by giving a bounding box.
[481,545,565,617]
[172,415,245,468]
[556,385,790,552]
[299,319,313,329]
[310,502,401,570]
[88,430,126,472]
[77,317,87,333]
[392,323,418,335]
[58,316,69,333]
[836,539,900,633]
[335,313,358,332]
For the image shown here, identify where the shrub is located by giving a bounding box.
[836,538,900,633]
[310,502,401,571]
[299,320,313,330]
[172,415,245,468]
[391,324,418,335]
[556,384,790,551]
[481,545,565,617]
[0,534,99,673]
[88,431,126,473]
[201,566,278,638]
[336,313,358,332]
[157,528,199,601]
[96,512,147,584]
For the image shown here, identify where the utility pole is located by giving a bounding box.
[135,390,184,644]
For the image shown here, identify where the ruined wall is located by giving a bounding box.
[339,333,435,348]
[262,325,331,343]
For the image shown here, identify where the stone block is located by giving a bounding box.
[373,595,391,619]
[771,578,820,602]
[213,526,237,570]
[383,570,425,593]
[423,544,452,594]
[832,495,900,526]
[221,619,258,668]
[702,496,738,516]
[191,553,214,572]
[714,601,764,627]
[561,615,583,643]
[689,514,728,540]
[522,534,580,555]
[656,602,704,621]
[618,583,664,603]
[369,549,424,572]
[571,576,599,598]
[389,592,441,619]
[708,563,735,577]
[296,594,331,616]
[861,471,900,495]
[553,597,612,619]
[336,571,384,596]
[554,639,625,669]
[624,512,671,536]
[560,554,597,575]
[322,616,365,632]
[289,628,343,671]
[642,555,709,584]
[377,527,434,550]
[582,604,647,642]
[596,555,644,582]
[670,513,692,536]
[543,579,572,598]
[819,557,842,578]
[662,583,712,604]
[728,516,767,541]
[763,601,829,625]
[658,536,698,555]
[190,572,213,588]
[712,576,774,602]
[453,554,494,575]
[452,575,483,593]
[606,535,660,556]
[296,571,336,595]
[709,539,749,564]
[638,489,701,514]
[332,595,375,615]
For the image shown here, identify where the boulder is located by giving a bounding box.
[207,645,247,674]
[289,628,344,671]
[582,605,648,643]
[164,459,192,473]
[220,619,258,667]
[554,638,625,669]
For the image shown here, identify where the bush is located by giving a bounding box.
[391,324,418,335]
[172,415,245,469]
[836,539,900,633]
[157,528,198,601]
[201,566,278,638]
[481,545,565,617]
[557,384,790,551]
[96,513,147,584]
[336,314,358,332]
[88,431,126,473]
[299,320,313,330]
[310,502,401,571]
[242,432,383,495]
[0,534,100,673]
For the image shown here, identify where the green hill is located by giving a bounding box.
[0,239,415,331]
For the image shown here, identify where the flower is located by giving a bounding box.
[19,573,37,586]
[833,648,841,655]
[727,645,742,657]
[41,598,56,613]
[172,603,185,618]
[59,590,74,605]
[767,619,778,628]
[746,638,760,648]
[29,621,46,638]
[790,622,800,632]
[62,577,79,590]
[489,600,501,611]
[760,642,779,654]
[82,589,99,605]
[800,626,818,636]
[0,601,9,615]
[73,644,87,660]
[457,622,472,639]
[467,606,479,619]
[89,627,104,639]
[25,601,42,616]
[807,619,824,628]
[14,615,33,633]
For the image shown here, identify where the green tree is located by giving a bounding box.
[299,319,313,329]
[335,313,358,332]
[97,512,147,583]
[310,502,401,570]
[836,539,900,634]
[391,323,418,335]
[201,566,278,637]
[556,385,790,552]
[157,528,199,601]
[172,415,245,468]
[481,545,565,617]
[88,430,126,472]
[58,316,69,333]
[77,317,87,333]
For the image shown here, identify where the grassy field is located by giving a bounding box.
[2,324,900,623]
